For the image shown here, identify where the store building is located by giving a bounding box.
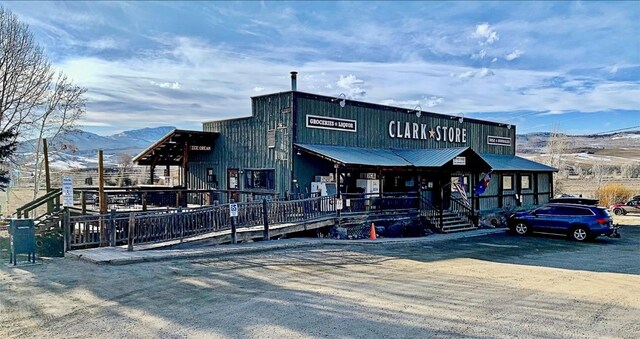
[134,72,555,211]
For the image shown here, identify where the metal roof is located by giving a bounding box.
[133,129,218,166]
[480,153,557,172]
[394,147,470,167]
[294,144,412,167]
[295,144,482,168]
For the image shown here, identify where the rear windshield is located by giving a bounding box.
[595,207,611,217]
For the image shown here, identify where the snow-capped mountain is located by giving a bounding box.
[16,126,176,169]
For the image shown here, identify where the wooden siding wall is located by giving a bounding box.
[476,171,552,211]
[201,93,294,199]
[537,172,551,204]
[293,93,515,155]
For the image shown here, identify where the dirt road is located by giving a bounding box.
[1,219,639,338]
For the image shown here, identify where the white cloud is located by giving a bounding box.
[456,67,495,79]
[491,57,498,63]
[505,49,524,61]
[253,86,264,92]
[52,35,640,134]
[426,96,444,107]
[472,23,499,45]
[336,74,366,98]
[150,81,181,90]
[608,64,619,74]
[471,49,487,60]
[87,37,119,50]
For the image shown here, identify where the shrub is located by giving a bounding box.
[595,183,633,207]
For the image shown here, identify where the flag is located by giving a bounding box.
[453,175,470,207]
[474,171,493,195]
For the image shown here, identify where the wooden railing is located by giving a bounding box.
[65,193,421,250]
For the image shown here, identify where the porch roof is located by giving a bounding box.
[133,129,218,166]
[479,153,557,172]
[294,144,485,168]
[294,144,412,167]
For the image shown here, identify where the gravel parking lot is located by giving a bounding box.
[1,216,639,338]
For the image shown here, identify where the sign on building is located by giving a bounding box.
[62,176,74,207]
[487,135,511,146]
[453,156,466,165]
[306,114,357,132]
[229,203,238,217]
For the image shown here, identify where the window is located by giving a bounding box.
[244,169,275,190]
[521,175,531,190]
[502,175,513,190]
[207,168,217,184]
[450,175,469,192]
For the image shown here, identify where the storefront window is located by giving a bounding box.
[521,175,531,190]
[244,169,275,190]
[502,175,513,190]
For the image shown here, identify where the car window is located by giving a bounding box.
[569,207,594,216]
[552,206,574,215]
[534,206,553,215]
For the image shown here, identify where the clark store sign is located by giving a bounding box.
[388,121,467,143]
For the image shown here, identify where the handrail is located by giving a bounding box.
[450,195,473,214]
[419,196,443,229]
[450,195,478,226]
[15,189,62,217]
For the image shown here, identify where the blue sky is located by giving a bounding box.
[3,1,639,135]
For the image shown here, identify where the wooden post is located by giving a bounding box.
[98,150,106,213]
[262,198,270,241]
[178,207,184,242]
[231,215,237,244]
[142,192,147,211]
[110,209,117,246]
[98,150,107,246]
[81,191,87,214]
[63,207,71,252]
[127,212,134,252]
[43,138,53,213]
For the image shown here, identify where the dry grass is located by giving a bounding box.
[595,183,634,207]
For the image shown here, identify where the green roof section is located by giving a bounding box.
[295,144,556,171]
[394,147,469,167]
[480,153,557,172]
[294,144,412,167]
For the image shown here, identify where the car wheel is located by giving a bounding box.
[613,208,624,216]
[571,226,590,242]
[514,222,530,236]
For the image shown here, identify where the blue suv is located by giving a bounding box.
[508,203,619,241]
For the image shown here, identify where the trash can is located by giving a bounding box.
[9,219,36,265]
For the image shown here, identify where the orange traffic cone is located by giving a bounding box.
[369,223,377,240]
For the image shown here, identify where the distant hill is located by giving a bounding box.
[16,126,176,169]
[14,127,640,170]
[516,131,640,155]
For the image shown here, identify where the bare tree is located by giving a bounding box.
[31,73,86,197]
[116,153,133,186]
[0,7,86,197]
[0,7,52,136]
[591,160,609,189]
[543,126,569,196]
